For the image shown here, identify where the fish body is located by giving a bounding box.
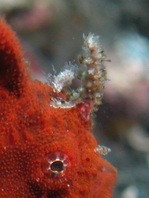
[0,18,116,198]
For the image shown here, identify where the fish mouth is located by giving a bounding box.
[29,181,68,198]
[47,189,67,198]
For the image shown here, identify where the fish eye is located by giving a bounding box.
[41,152,70,179]
[51,160,64,173]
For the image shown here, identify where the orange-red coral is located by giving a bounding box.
[0,18,117,198]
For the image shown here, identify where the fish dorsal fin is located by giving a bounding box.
[0,18,29,97]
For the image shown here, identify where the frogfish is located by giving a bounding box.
[0,17,117,198]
